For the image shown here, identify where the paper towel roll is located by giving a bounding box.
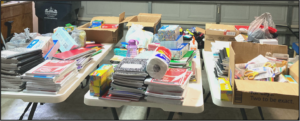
[146,46,172,79]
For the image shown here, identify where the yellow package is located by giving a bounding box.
[89,64,113,97]
[219,78,233,101]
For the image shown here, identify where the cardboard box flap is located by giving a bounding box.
[195,27,205,34]
[119,12,125,22]
[120,16,137,23]
[289,61,299,83]
[235,79,299,96]
[232,42,288,63]
[77,23,118,32]
[206,23,236,30]
[126,22,155,27]
[138,13,162,17]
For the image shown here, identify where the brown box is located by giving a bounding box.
[228,42,298,109]
[204,23,240,51]
[77,12,125,43]
[121,13,162,34]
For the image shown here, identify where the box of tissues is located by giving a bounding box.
[158,25,180,41]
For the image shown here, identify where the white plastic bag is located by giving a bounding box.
[125,24,153,48]
[248,12,276,43]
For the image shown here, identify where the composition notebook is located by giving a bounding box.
[114,58,148,72]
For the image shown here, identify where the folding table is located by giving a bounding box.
[1,44,114,120]
[202,50,265,120]
[84,50,204,120]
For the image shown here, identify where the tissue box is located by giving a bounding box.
[219,77,232,102]
[158,25,180,41]
[114,48,127,57]
[160,35,183,49]
[27,36,54,57]
[170,43,189,60]
[89,64,114,97]
[44,40,60,60]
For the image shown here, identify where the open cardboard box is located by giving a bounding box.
[229,42,299,109]
[77,12,125,43]
[204,23,240,52]
[120,13,162,34]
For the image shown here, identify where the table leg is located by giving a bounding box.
[81,76,90,89]
[111,107,119,120]
[240,108,247,120]
[146,107,150,120]
[204,91,211,103]
[28,103,38,120]
[167,112,175,120]
[258,107,264,120]
[19,102,32,120]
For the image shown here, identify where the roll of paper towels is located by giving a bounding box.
[146,46,172,79]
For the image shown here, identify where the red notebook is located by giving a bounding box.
[29,60,75,75]
[145,68,193,86]
[85,44,103,48]
[53,48,92,60]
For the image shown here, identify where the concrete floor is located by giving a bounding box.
[1,48,299,120]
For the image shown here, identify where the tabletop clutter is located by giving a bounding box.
[1,12,299,109]
[1,23,104,94]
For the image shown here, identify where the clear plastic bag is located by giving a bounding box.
[248,12,276,43]
[125,24,153,48]
[71,28,86,48]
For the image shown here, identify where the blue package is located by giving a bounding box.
[170,43,189,59]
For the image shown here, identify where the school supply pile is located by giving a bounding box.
[21,60,78,94]
[100,58,149,102]
[234,53,291,82]
[144,68,193,105]
[1,48,45,92]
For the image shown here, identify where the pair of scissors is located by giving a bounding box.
[264,62,276,71]
[244,70,260,80]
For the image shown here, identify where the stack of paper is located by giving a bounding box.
[144,68,193,105]
[100,58,149,102]
[1,48,45,92]
[53,47,96,60]
[22,60,78,94]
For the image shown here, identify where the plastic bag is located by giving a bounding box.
[71,28,86,48]
[248,12,276,43]
[125,24,153,48]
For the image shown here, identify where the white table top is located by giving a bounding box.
[84,50,204,114]
[1,44,114,103]
[202,50,255,109]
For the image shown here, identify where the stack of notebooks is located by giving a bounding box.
[53,47,96,70]
[21,60,78,94]
[169,50,195,69]
[1,48,45,92]
[100,58,149,102]
[211,41,231,78]
[144,68,193,105]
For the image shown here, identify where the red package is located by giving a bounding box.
[101,24,119,29]
[235,25,277,34]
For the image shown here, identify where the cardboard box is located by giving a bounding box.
[77,12,125,44]
[229,42,298,109]
[121,13,162,34]
[89,64,114,97]
[204,23,240,52]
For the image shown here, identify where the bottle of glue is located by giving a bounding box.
[189,36,198,51]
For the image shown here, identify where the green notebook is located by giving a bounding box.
[170,51,195,65]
